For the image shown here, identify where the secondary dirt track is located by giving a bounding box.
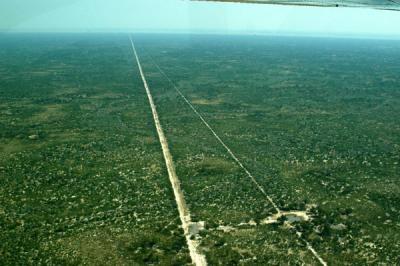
[129,36,207,266]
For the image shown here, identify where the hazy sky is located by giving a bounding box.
[1,0,400,37]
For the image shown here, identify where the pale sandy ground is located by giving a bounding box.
[130,37,206,266]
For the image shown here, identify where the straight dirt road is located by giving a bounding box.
[129,36,207,266]
[148,56,328,266]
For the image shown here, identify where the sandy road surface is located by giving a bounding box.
[148,56,328,266]
[129,37,207,266]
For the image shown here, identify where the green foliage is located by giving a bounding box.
[1,34,400,265]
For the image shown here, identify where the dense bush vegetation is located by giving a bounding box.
[140,34,400,265]
[1,33,399,265]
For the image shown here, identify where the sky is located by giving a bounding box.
[0,0,400,38]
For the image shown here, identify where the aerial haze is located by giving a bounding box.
[1,1,400,265]
[0,0,400,38]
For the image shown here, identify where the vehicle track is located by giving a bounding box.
[146,54,328,266]
[129,36,207,266]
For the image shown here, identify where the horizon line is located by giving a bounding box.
[1,30,400,40]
